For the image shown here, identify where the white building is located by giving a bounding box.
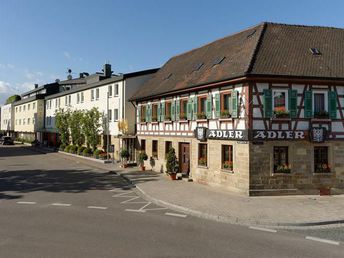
[44,64,158,161]
[0,103,14,136]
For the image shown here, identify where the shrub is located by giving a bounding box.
[69,145,78,154]
[59,144,66,151]
[120,149,130,159]
[64,145,72,152]
[138,152,148,167]
[93,149,102,159]
[77,146,86,155]
[166,147,178,174]
[82,148,92,156]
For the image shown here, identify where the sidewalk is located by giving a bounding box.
[29,147,344,228]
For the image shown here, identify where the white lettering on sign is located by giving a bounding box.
[253,130,306,140]
[207,130,247,140]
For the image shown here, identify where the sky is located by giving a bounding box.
[1,0,344,104]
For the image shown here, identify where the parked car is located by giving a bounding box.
[1,136,14,145]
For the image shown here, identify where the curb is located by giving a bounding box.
[120,174,344,229]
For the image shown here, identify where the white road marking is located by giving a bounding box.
[305,236,340,246]
[112,191,133,197]
[165,212,187,218]
[143,207,168,211]
[249,226,277,233]
[87,206,108,210]
[125,209,146,213]
[16,201,36,205]
[121,196,148,204]
[138,202,152,211]
[51,203,71,207]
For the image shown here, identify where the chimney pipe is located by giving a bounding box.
[34,84,39,89]
[103,63,112,78]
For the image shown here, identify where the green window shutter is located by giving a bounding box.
[148,104,152,122]
[145,105,149,122]
[328,91,337,119]
[215,93,220,118]
[193,96,198,120]
[157,103,161,122]
[231,90,239,118]
[137,106,141,123]
[304,90,313,118]
[288,89,298,118]
[187,99,192,120]
[176,99,180,121]
[171,100,176,121]
[161,101,165,121]
[206,94,213,119]
[263,89,272,118]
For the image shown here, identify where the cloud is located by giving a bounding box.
[25,70,43,80]
[63,51,71,60]
[0,81,19,105]
[0,63,15,69]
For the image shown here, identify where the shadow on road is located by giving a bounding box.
[0,145,46,157]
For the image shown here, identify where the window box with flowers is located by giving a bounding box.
[274,108,290,119]
[274,164,291,173]
[314,111,329,119]
[180,112,187,120]
[152,116,158,122]
[165,115,171,121]
[198,157,207,167]
[220,110,231,119]
[140,117,146,123]
[223,161,233,171]
[315,163,331,173]
[197,112,207,120]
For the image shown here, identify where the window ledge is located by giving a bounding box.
[272,118,291,121]
[311,118,331,122]
[219,118,232,122]
[179,119,189,123]
[151,121,159,125]
[221,169,234,173]
[197,165,208,169]
[139,122,147,125]
[163,120,172,124]
[196,119,208,122]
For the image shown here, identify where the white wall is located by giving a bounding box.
[0,103,14,132]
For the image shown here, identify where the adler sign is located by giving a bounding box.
[253,130,306,140]
[195,127,249,141]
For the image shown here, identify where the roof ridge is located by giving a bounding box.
[263,21,344,30]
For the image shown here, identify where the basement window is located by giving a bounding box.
[310,48,321,55]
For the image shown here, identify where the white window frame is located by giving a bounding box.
[114,84,119,96]
[81,92,84,103]
[114,108,119,121]
[91,89,95,101]
[108,85,113,97]
[96,88,99,100]
[272,89,289,112]
[312,90,328,113]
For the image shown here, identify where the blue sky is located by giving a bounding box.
[1,0,344,104]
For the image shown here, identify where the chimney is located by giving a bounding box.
[103,63,112,78]
[34,84,39,89]
[79,73,84,78]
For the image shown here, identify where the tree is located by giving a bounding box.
[55,109,71,145]
[5,95,21,104]
[166,147,178,174]
[69,110,85,146]
[82,107,102,150]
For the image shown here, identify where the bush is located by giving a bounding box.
[59,144,66,151]
[69,145,78,154]
[77,146,86,155]
[93,149,102,159]
[64,145,72,152]
[166,147,178,174]
[120,149,130,159]
[138,152,148,167]
[82,148,92,157]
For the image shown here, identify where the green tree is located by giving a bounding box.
[55,109,71,145]
[5,95,21,104]
[166,147,178,174]
[82,107,102,150]
[69,110,85,146]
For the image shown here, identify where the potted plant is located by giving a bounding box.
[274,109,290,118]
[315,163,331,173]
[180,113,187,120]
[275,164,291,173]
[198,157,207,166]
[220,110,231,118]
[138,152,148,171]
[166,147,178,180]
[197,112,206,119]
[120,149,130,168]
[165,115,171,121]
[223,161,233,170]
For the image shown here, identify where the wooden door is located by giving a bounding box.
[179,143,190,175]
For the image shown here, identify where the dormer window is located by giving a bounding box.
[310,48,321,55]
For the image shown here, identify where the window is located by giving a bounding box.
[33,103,36,110]
[165,102,171,120]
[81,92,84,103]
[27,118,30,125]
[152,140,158,158]
[96,88,99,100]
[23,118,26,125]
[114,109,119,121]
[91,89,95,101]
[32,117,35,124]
[114,84,119,95]
[19,119,21,125]
[222,145,233,171]
[198,143,207,166]
[165,141,172,159]
[19,106,21,112]
[198,96,207,119]
[180,99,188,120]
[55,99,58,107]
[140,106,146,122]
[313,92,328,118]
[68,95,71,105]
[141,139,146,152]
[314,147,330,173]
[28,104,30,110]
[273,90,288,114]
[108,109,112,121]
[273,146,290,173]
[108,85,113,97]
[65,96,68,106]
[221,92,231,118]
[152,104,158,122]
[16,107,18,113]
[77,93,80,104]
[23,105,26,111]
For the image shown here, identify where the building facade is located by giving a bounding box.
[131,22,344,195]
[0,103,15,136]
[44,64,158,160]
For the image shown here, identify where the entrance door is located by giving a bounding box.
[179,143,190,175]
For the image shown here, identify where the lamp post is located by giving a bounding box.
[107,91,110,162]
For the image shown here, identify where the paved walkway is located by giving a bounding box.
[29,146,344,228]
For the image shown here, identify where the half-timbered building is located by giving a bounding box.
[131,22,344,195]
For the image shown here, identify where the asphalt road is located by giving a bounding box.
[0,145,343,258]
